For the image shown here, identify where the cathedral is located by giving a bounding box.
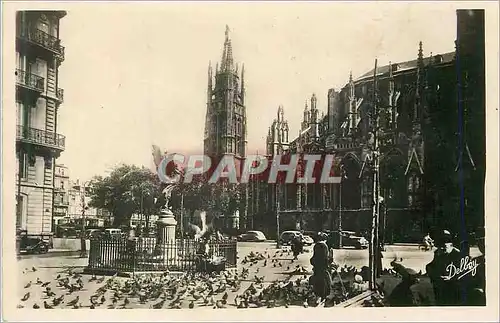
[250,9,485,243]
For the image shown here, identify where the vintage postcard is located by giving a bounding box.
[2,1,499,322]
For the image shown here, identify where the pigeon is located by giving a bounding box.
[67,296,79,307]
[21,292,30,301]
[44,301,53,309]
[24,281,31,289]
[32,266,37,272]
[53,295,64,306]
[32,303,40,309]
[152,299,165,309]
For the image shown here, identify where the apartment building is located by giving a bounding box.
[15,11,66,237]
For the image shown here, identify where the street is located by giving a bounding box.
[16,242,480,309]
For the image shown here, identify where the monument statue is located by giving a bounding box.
[161,184,176,212]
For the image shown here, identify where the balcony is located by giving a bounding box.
[16,125,65,151]
[18,28,65,61]
[15,69,44,92]
[56,88,64,102]
[54,199,69,207]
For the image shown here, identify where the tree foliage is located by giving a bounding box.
[88,164,163,227]
[170,175,241,217]
[88,162,243,229]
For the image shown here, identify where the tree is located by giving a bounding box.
[88,164,163,227]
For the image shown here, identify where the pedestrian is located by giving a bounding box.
[426,229,462,306]
[309,235,332,303]
[291,235,304,260]
[423,233,434,251]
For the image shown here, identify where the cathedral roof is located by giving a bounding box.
[356,51,454,81]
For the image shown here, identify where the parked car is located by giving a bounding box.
[237,230,267,242]
[301,235,314,246]
[18,231,50,254]
[279,231,302,245]
[104,228,123,239]
[86,229,103,239]
[303,230,321,241]
[327,230,369,249]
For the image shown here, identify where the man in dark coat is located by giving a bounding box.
[309,235,332,300]
[426,230,463,306]
[291,235,304,260]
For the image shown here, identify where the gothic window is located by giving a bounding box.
[407,173,421,207]
[361,177,373,208]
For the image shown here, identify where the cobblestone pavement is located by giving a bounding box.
[16,243,480,309]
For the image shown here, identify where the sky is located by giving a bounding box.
[56,2,459,181]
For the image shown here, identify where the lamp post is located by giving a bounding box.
[368,58,381,290]
[275,173,281,249]
[339,164,347,248]
[74,180,91,258]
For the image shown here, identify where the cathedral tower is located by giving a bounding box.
[204,25,247,161]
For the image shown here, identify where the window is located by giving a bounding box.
[61,181,65,189]
[16,102,23,127]
[19,153,28,179]
[45,156,52,169]
[16,52,22,70]
[407,174,421,206]
[361,177,373,208]
[38,19,49,34]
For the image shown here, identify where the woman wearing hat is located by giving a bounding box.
[309,234,332,302]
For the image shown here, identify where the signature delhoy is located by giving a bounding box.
[443,256,479,281]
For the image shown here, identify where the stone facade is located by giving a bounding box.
[15,11,66,236]
[203,26,248,230]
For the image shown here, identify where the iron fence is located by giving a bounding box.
[87,237,237,273]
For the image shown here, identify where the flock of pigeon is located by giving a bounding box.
[18,248,405,309]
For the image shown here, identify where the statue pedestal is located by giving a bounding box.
[156,209,178,262]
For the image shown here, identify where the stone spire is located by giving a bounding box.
[207,61,213,103]
[220,25,234,73]
[240,63,245,103]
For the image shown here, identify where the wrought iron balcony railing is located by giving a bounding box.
[15,69,45,91]
[56,88,64,102]
[19,27,65,58]
[16,125,65,150]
